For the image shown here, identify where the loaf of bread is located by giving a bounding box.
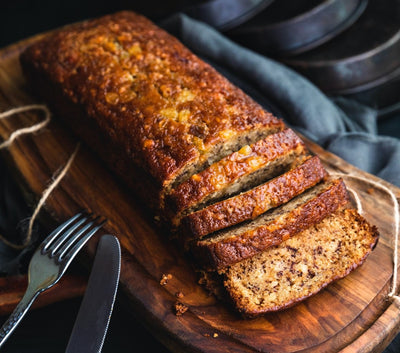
[20,11,284,208]
[20,11,379,317]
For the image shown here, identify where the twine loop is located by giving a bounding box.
[0,104,51,149]
[0,105,79,250]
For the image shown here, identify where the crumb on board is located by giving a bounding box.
[160,273,172,286]
[173,301,188,316]
[367,188,374,194]
[175,291,184,298]
[213,333,218,338]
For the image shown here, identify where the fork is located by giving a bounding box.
[0,212,106,348]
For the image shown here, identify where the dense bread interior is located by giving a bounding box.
[219,208,379,317]
[181,155,327,237]
[193,178,349,269]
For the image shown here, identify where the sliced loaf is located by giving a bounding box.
[219,208,379,317]
[192,178,349,270]
[181,155,327,237]
[168,128,307,222]
[19,11,379,318]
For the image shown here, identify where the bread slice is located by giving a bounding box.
[19,11,284,205]
[181,155,327,237]
[219,208,379,317]
[193,178,349,270]
[168,128,307,221]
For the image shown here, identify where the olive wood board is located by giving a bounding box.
[0,35,400,353]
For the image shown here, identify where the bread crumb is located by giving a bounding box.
[367,188,374,194]
[154,215,161,222]
[175,291,184,298]
[213,333,218,338]
[173,301,188,316]
[160,273,172,286]
[204,333,210,337]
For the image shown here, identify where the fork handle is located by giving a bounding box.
[0,289,39,348]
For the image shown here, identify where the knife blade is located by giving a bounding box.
[66,234,121,353]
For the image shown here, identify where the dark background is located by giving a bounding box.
[0,0,197,47]
[0,1,399,352]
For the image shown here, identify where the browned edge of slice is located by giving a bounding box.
[193,178,349,271]
[167,128,307,219]
[219,208,379,317]
[181,155,328,239]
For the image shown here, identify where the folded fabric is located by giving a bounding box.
[161,14,400,187]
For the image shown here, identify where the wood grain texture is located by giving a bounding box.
[0,275,86,316]
[0,34,400,353]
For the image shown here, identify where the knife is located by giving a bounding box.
[66,234,121,353]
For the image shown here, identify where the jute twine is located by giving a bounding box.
[0,105,51,149]
[331,173,400,304]
[0,105,79,250]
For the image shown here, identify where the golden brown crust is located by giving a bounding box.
[182,156,327,238]
[168,128,307,217]
[20,11,283,191]
[193,178,349,270]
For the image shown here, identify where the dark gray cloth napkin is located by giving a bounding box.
[162,14,400,188]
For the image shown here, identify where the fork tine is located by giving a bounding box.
[59,220,106,267]
[42,212,86,253]
[57,217,106,262]
[47,215,91,256]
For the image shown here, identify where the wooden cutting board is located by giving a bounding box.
[0,34,400,353]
